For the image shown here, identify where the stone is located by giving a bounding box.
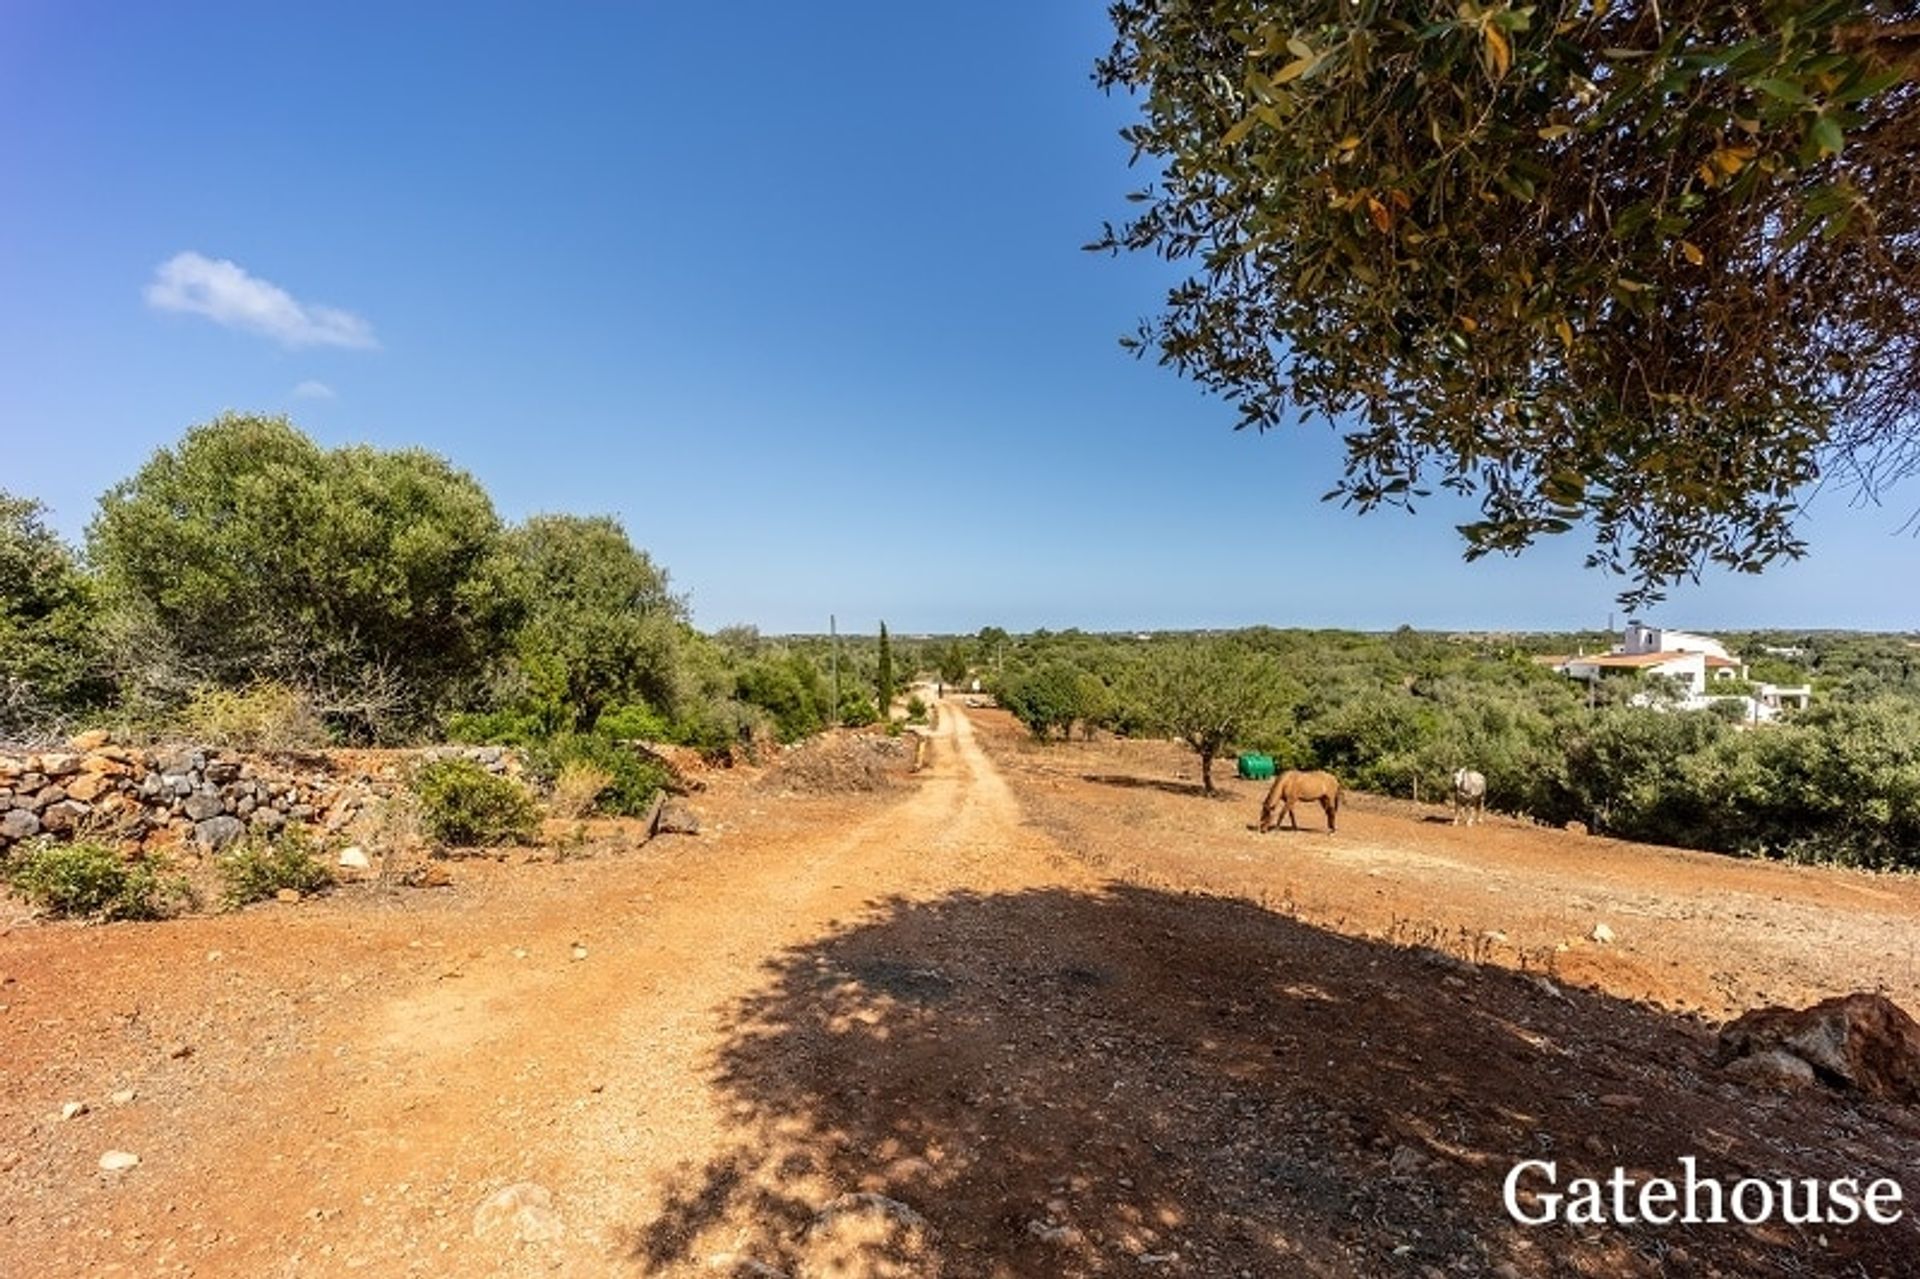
[32,784,68,809]
[1590,922,1616,945]
[33,753,83,778]
[473,1182,564,1243]
[0,809,39,842]
[98,1150,140,1173]
[337,846,371,871]
[69,729,113,752]
[79,754,132,777]
[109,1089,137,1106]
[1717,993,1920,1103]
[184,788,227,821]
[60,1100,88,1121]
[64,773,113,804]
[654,800,702,836]
[798,1194,937,1278]
[1722,1049,1817,1092]
[203,760,241,784]
[1025,1220,1082,1246]
[275,888,303,904]
[194,815,246,852]
[248,807,288,834]
[706,1254,789,1278]
[39,800,90,834]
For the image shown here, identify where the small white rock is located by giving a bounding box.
[570,944,588,962]
[1590,922,1616,944]
[59,1101,88,1121]
[99,1150,140,1173]
[109,1089,137,1106]
[337,845,371,870]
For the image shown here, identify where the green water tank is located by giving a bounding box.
[1236,753,1275,781]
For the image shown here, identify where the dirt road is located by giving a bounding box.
[3,704,1918,1277]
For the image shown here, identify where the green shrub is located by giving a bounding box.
[595,702,674,742]
[5,839,186,920]
[216,825,335,908]
[411,758,541,846]
[904,694,928,724]
[442,708,547,747]
[526,733,670,818]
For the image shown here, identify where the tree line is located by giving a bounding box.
[0,413,910,753]
[989,627,1920,870]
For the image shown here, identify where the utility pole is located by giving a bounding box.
[829,614,839,729]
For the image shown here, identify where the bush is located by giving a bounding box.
[411,759,540,846]
[526,733,670,818]
[595,702,674,742]
[182,681,327,751]
[5,838,185,920]
[217,825,335,908]
[443,708,547,747]
[548,760,613,819]
[904,694,928,724]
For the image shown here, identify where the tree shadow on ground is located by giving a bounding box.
[625,885,1919,1278]
[1080,773,1218,799]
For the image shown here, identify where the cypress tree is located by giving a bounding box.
[877,622,893,719]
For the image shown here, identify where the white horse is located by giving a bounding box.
[1451,768,1487,826]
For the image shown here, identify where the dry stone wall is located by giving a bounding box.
[0,731,518,856]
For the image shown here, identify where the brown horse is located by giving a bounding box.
[1259,769,1341,833]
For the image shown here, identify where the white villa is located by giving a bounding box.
[1539,622,1811,722]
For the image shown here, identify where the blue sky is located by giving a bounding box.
[2,3,1914,635]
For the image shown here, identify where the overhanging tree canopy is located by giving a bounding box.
[1094,1,1920,604]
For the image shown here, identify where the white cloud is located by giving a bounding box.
[145,251,377,349]
[290,380,336,400]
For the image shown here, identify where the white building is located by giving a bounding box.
[1540,622,1810,722]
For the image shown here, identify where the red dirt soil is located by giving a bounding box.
[2,701,1917,1277]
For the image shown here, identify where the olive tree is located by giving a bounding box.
[0,491,108,733]
[89,414,518,735]
[503,513,686,734]
[1095,1,1920,605]
[1132,638,1290,793]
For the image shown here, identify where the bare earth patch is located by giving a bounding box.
[2,703,1916,1277]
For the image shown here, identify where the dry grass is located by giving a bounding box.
[764,731,914,794]
[548,760,613,819]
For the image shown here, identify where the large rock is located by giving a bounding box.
[472,1182,564,1243]
[654,800,702,836]
[184,788,227,821]
[796,1193,939,1278]
[38,800,90,834]
[64,773,114,804]
[194,815,247,852]
[1718,993,1920,1103]
[0,809,40,842]
[248,807,288,834]
[31,753,83,778]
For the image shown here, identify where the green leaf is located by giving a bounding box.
[1752,78,1810,104]
[1808,114,1844,158]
